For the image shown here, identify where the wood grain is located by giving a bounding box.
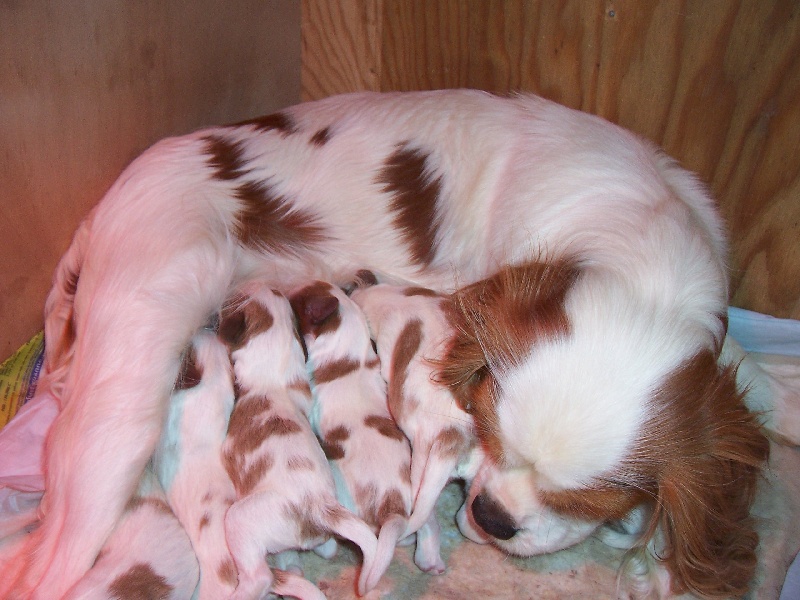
[0,0,301,358]
[302,0,800,319]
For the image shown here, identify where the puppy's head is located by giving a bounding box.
[439,260,769,598]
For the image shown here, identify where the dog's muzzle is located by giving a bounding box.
[471,492,519,540]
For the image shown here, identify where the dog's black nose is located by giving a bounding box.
[471,492,519,540]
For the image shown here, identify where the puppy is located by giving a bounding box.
[349,277,476,552]
[151,327,239,599]
[291,281,445,588]
[18,90,768,600]
[63,467,199,600]
[220,285,378,599]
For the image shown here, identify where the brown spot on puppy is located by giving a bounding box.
[377,489,408,524]
[218,557,238,586]
[321,425,350,460]
[388,319,423,422]
[262,416,302,437]
[314,357,360,384]
[287,456,315,471]
[219,298,274,349]
[108,562,173,600]
[225,454,274,496]
[290,282,342,337]
[175,344,203,390]
[364,415,406,442]
[378,144,443,266]
[434,427,469,458]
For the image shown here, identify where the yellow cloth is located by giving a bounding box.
[0,332,44,430]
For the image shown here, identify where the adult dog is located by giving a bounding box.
[3,90,768,599]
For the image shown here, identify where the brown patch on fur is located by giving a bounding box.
[629,351,769,598]
[262,415,302,437]
[436,260,579,462]
[286,502,339,540]
[219,297,274,350]
[288,377,312,397]
[198,512,211,530]
[378,144,443,266]
[433,427,469,459]
[235,111,297,135]
[399,461,411,482]
[225,395,273,454]
[403,286,439,297]
[314,357,360,384]
[125,497,173,516]
[366,356,381,370]
[233,179,328,256]
[364,414,406,442]
[287,455,315,471]
[218,557,238,586]
[108,562,173,600]
[225,453,273,497]
[321,425,350,460]
[175,344,203,390]
[541,484,653,522]
[310,127,332,146]
[290,281,342,337]
[388,319,423,422]
[204,135,249,181]
[377,489,408,524]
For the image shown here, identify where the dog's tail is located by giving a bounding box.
[362,512,407,593]
[43,214,93,391]
[271,569,327,600]
[325,506,378,596]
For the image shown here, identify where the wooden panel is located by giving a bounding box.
[0,1,301,359]
[301,0,800,319]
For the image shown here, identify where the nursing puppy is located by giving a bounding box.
[63,468,199,600]
[220,285,378,599]
[349,277,476,553]
[291,281,443,588]
[151,328,239,599]
[12,90,768,600]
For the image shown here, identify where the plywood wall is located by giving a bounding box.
[0,1,301,358]
[302,0,800,320]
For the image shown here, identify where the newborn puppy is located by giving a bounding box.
[292,281,443,589]
[350,276,477,561]
[151,327,239,599]
[220,285,378,599]
[63,467,198,600]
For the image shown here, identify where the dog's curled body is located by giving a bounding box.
[220,285,377,599]
[8,90,768,599]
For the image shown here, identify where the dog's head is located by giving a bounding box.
[439,260,769,598]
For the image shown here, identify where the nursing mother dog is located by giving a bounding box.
[2,90,767,599]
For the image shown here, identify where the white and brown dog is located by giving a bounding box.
[290,280,444,588]
[219,284,378,599]
[348,277,477,558]
[6,90,769,600]
[150,328,239,599]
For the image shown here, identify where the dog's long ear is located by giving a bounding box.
[648,351,769,598]
[437,259,579,412]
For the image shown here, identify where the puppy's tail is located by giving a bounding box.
[271,569,326,600]
[325,506,378,596]
[363,513,407,593]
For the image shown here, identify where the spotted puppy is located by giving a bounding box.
[292,281,445,589]
[150,328,239,599]
[63,467,198,600]
[350,276,479,561]
[220,285,379,599]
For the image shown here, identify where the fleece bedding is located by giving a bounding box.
[0,309,798,600]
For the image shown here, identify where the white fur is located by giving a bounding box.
[221,285,377,598]
[8,90,733,598]
[151,329,238,600]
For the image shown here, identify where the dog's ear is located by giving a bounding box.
[289,284,341,337]
[219,304,247,348]
[648,352,769,598]
[218,294,274,348]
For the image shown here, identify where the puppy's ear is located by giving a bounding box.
[649,352,769,598]
[218,304,247,348]
[289,284,341,337]
[218,294,274,348]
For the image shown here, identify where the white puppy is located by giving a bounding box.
[151,327,239,599]
[63,468,198,600]
[220,285,378,599]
